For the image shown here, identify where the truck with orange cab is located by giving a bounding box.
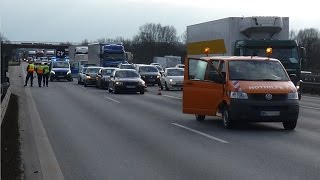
[183,48,300,130]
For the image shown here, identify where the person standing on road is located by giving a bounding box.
[35,63,44,87]
[42,62,50,87]
[24,60,35,87]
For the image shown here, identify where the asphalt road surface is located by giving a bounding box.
[24,70,320,180]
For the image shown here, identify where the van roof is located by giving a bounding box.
[200,56,279,62]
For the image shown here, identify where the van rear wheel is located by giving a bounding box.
[195,115,205,121]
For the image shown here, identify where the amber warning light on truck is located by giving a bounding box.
[204,47,210,56]
[266,47,273,58]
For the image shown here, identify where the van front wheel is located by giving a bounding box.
[283,119,297,130]
[195,115,205,121]
[223,107,234,129]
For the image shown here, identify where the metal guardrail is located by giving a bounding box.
[1,85,12,124]
[301,74,320,95]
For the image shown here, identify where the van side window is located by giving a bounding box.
[189,59,207,80]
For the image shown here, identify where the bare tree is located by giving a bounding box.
[289,29,297,40]
[81,39,89,45]
[180,30,187,44]
[134,23,179,43]
[295,28,320,72]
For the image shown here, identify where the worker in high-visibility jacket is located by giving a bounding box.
[24,60,35,87]
[35,63,44,87]
[42,62,50,87]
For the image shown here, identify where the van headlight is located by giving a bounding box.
[288,92,298,100]
[296,85,300,90]
[230,91,248,99]
[51,71,55,74]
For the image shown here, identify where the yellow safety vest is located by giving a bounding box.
[36,65,44,74]
[27,64,35,73]
[43,65,50,74]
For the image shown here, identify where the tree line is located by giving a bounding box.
[290,28,320,73]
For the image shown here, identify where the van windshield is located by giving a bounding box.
[52,62,69,68]
[228,60,289,81]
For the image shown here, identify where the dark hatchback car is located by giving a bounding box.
[83,67,102,87]
[136,65,161,86]
[108,69,146,94]
[96,67,118,89]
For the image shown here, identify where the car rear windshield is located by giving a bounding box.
[120,64,135,69]
[229,60,289,81]
[115,71,139,78]
[167,69,184,76]
[102,69,116,75]
[139,66,158,73]
[87,68,100,73]
[52,62,69,68]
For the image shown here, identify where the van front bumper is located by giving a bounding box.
[229,99,299,122]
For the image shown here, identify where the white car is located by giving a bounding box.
[160,68,184,90]
[175,64,185,68]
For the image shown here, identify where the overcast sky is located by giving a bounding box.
[1,0,319,42]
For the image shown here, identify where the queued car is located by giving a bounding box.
[96,67,118,89]
[118,63,136,70]
[83,66,102,87]
[150,62,161,67]
[155,65,164,75]
[175,64,185,68]
[136,65,161,86]
[108,69,146,94]
[49,61,73,81]
[78,67,88,84]
[160,68,184,90]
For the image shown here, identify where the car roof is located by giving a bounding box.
[115,69,137,72]
[166,67,184,70]
[87,66,102,69]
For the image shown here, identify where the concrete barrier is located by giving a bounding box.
[1,85,12,124]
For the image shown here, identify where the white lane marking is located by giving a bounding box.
[104,96,120,103]
[162,94,182,100]
[172,123,229,144]
[301,105,320,110]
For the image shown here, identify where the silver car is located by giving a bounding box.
[160,68,184,90]
[78,67,88,84]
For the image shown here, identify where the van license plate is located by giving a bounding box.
[260,111,280,116]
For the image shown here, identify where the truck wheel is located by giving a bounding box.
[108,88,112,93]
[140,90,145,94]
[223,107,234,129]
[283,119,297,130]
[165,82,169,91]
[195,115,205,121]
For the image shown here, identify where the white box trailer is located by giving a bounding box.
[187,16,289,57]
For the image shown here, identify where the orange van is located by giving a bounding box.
[183,55,299,130]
